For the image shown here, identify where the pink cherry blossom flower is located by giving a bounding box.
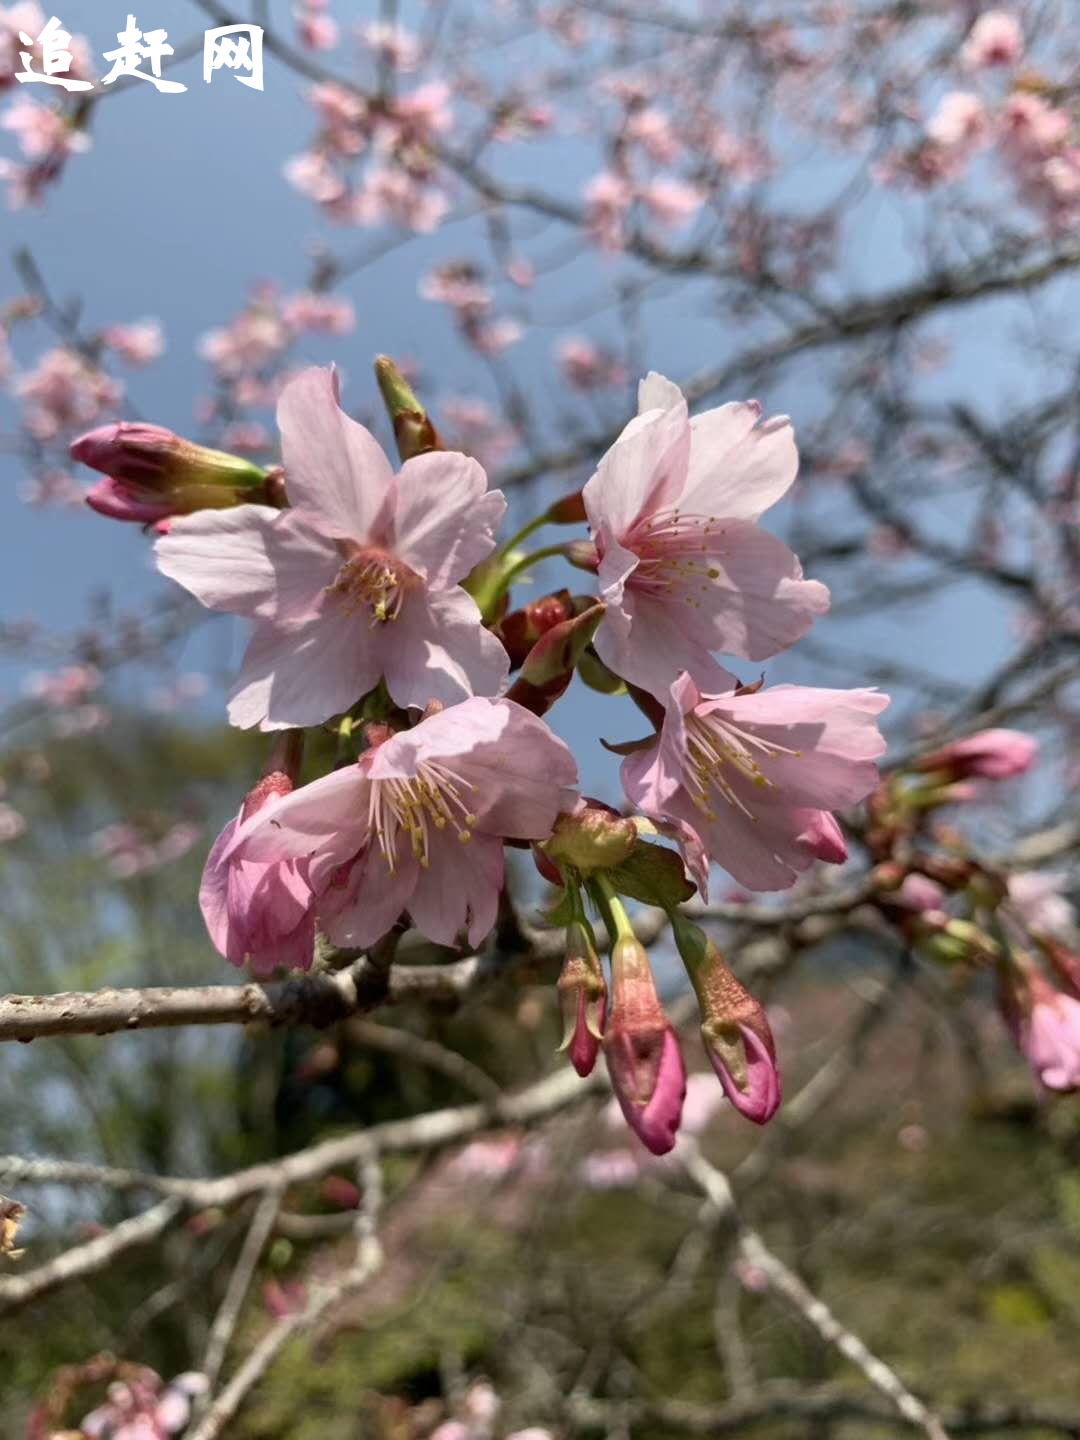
[353,164,448,232]
[584,169,632,250]
[280,291,355,335]
[925,92,990,154]
[557,336,627,391]
[1006,872,1076,941]
[624,106,680,163]
[916,727,1037,781]
[198,306,290,378]
[1014,973,1080,1093]
[200,759,318,977]
[101,319,164,366]
[638,176,704,227]
[961,10,1023,69]
[156,367,509,728]
[80,1368,208,1440]
[362,21,420,72]
[295,0,338,51]
[622,672,888,893]
[1,4,45,88]
[15,347,121,439]
[1,94,90,161]
[582,373,829,698]
[227,698,578,948]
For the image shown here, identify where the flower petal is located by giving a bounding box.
[277,366,394,541]
[319,845,419,948]
[407,831,504,947]
[679,409,797,520]
[228,765,368,865]
[583,381,690,538]
[391,451,506,588]
[226,607,383,731]
[156,505,334,619]
[649,518,830,664]
[381,588,509,709]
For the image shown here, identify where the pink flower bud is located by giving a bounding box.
[1002,967,1080,1093]
[557,919,607,1076]
[603,936,686,1154]
[917,728,1037,782]
[671,914,781,1124]
[505,603,604,717]
[73,422,269,524]
[795,810,848,865]
[200,733,316,976]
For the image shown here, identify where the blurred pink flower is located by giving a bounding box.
[281,292,355,335]
[101,320,164,366]
[961,10,1023,69]
[557,337,627,391]
[362,21,420,72]
[917,728,1037,781]
[16,348,121,439]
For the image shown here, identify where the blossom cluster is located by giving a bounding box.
[69,355,897,1154]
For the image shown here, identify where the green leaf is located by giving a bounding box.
[608,839,695,909]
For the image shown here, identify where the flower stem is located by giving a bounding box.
[497,543,571,594]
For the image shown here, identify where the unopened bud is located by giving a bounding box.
[374,355,442,460]
[557,919,607,1077]
[494,590,573,668]
[545,489,587,524]
[671,914,780,1125]
[73,423,268,524]
[603,935,686,1154]
[565,539,600,572]
[915,728,1038,783]
[544,798,637,875]
[506,603,604,717]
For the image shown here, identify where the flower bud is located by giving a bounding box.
[916,728,1038,782]
[795,811,847,865]
[544,797,637,876]
[73,423,269,524]
[999,961,1080,1093]
[201,731,316,977]
[505,603,604,717]
[557,919,607,1077]
[374,354,442,460]
[603,935,686,1154]
[494,590,573,668]
[545,488,587,524]
[671,913,781,1125]
[565,539,600,572]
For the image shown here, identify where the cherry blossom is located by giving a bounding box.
[622,672,888,893]
[225,697,578,948]
[582,372,829,698]
[961,10,1024,70]
[156,367,509,728]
